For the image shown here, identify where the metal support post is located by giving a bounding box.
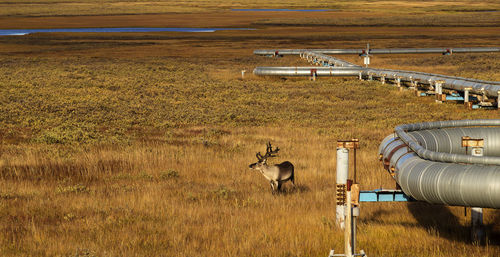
[352,205,359,254]
[435,81,443,103]
[497,91,500,109]
[336,140,359,228]
[310,69,317,81]
[409,78,417,91]
[464,88,472,109]
[462,136,485,243]
[471,145,484,243]
[381,75,385,84]
[336,147,349,229]
[396,77,402,91]
[345,182,352,257]
[471,207,484,243]
[358,72,363,80]
[241,70,246,80]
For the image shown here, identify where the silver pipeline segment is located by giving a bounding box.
[394,120,500,165]
[379,120,500,208]
[302,51,360,67]
[253,66,500,98]
[362,68,500,86]
[361,68,500,97]
[254,47,500,56]
[253,66,362,77]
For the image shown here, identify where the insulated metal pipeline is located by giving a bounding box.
[361,68,500,97]
[379,120,500,208]
[253,66,363,76]
[363,68,500,85]
[301,51,360,67]
[254,47,500,56]
[253,66,500,97]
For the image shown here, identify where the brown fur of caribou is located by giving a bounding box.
[249,142,295,193]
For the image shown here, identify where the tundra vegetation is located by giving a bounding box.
[0,1,499,256]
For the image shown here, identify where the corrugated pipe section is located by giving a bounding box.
[379,120,500,208]
[254,47,500,55]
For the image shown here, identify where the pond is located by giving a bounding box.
[0,27,255,36]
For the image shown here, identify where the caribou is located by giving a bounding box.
[249,142,295,193]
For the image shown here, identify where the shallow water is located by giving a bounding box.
[232,9,334,12]
[0,27,254,36]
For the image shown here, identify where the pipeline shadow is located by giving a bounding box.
[407,202,500,245]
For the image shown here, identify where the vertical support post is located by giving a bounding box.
[396,77,401,91]
[471,145,484,243]
[471,207,484,243]
[368,73,373,81]
[336,140,359,257]
[352,204,359,254]
[409,78,417,91]
[497,91,500,110]
[241,70,246,80]
[435,81,443,103]
[345,180,352,257]
[358,72,363,81]
[381,75,386,84]
[335,147,349,229]
[335,139,359,228]
[464,87,472,110]
[462,137,485,243]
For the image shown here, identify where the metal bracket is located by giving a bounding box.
[359,189,415,202]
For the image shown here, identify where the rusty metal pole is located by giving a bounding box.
[345,180,352,257]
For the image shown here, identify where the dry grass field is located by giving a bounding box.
[0,1,500,256]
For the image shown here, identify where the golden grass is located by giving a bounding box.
[1,2,500,256]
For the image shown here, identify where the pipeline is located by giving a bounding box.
[254,47,500,56]
[379,120,500,208]
[301,51,360,67]
[362,68,500,97]
[253,66,363,76]
[253,66,500,98]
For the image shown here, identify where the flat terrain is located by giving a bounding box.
[0,1,499,256]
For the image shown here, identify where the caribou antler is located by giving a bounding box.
[255,142,280,162]
[265,141,280,158]
[256,152,264,162]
